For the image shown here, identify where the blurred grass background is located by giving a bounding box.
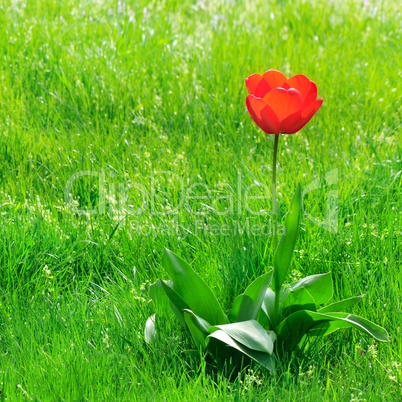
[0,0,400,400]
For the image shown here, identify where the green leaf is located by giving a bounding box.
[318,296,364,313]
[160,280,190,326]
[307,320,354,337]
[149,279,172,312]
[210,320,276,355]
[257,308,271,330]
[277,310,389,348]
[284,273,333,306]
[324,312,389,342]
[183,309,211,350]
[207,330,275,371]
[162,249,227,325]
[228,270,273,322]
[281,287,316,317]
[144,314,156,344]
[149,279,187,326]
[261,288,276,328]
[273,184,302,292]
[278,273,333,318]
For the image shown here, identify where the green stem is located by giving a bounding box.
[272,134,279,254]
[272,134,280,329]
[273,289,281,329]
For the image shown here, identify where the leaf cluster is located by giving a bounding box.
[145,186,389,371]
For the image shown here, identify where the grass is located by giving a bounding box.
[0,0,401,400]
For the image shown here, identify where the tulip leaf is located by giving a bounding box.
[183,309,211,350]
[318,295,364,313]
[149,279,173,312]
[210,320,276,355]
[261,288,276,328]
[307,320,355,337]
[144,314,156,344]
[276,310,339,346]
[282,272,333,307]
[273,184,302,292]
[207,330,275,371]
[228,270,273,323]
[307,314,388,339]
[162,249,227,325]
[277,310,389,348]
[257,307,271,330]
[160,280,190,326]
[281,287,316,317]
[150,279,187,326]
[324,312,389,342]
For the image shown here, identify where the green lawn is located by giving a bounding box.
[0,0,401,400]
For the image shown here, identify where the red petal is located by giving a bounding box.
[286,74,310,95]
[288,98,323,134]
[280,110,302,133]
[263,87,303,123]
[304,81,318,107]
[286,75,318,107]
[262,70,287,89]
[245,74,263,95]
[246,95,280,134]
[260,104,281,134]
[254,78,272,98]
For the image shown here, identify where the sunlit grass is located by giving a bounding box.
[0,0,401,400]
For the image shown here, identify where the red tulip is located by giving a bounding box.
[246,70,323,134]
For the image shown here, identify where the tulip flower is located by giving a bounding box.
[247,70,323,272]
[246,70,323,135]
